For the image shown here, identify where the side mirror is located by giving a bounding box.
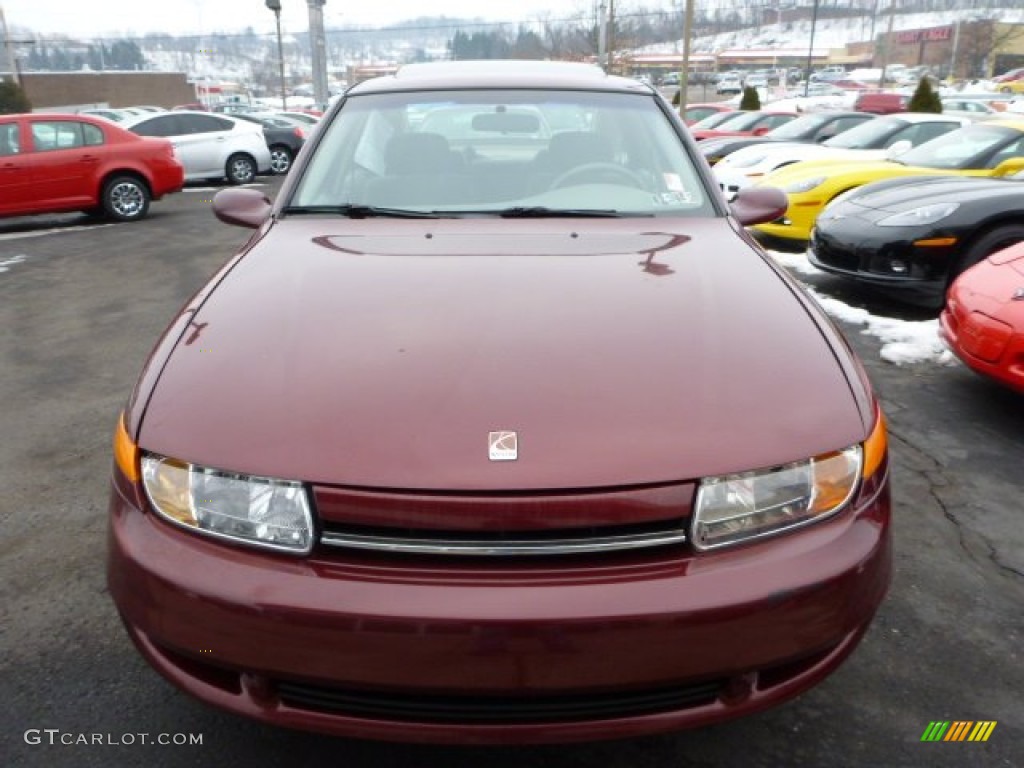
[884,140,912,159]
[730,186,788,226]
[752,126,771,136]
[212,188,273,229]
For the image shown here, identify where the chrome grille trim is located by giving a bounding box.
[319,529,687,556]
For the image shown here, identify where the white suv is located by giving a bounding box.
[716,74,742,95]
[121,111,272,184]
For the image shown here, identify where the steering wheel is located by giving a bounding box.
[550,162,646,190]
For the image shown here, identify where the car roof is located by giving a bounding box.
[888,112,969,123]
[347,60,651,96]
[118,110,240,127]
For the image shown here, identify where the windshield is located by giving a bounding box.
[698,111,766,131]
[766,113,830,139]
[895,123,1024,170]
[291,89,713,217]
[689,111,740,130]
[824,117,903,149]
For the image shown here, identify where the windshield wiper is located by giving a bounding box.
[495,206,640,218]
[281,204,441,219]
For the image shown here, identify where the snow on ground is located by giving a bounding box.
[766,249,956,367]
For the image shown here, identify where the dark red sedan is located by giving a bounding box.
[940,242,1024,393]
[108,61,891,744]
[0,113,183,221]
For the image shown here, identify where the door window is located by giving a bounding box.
[0,123,20,156]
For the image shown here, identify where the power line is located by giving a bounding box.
[17,8,694,46]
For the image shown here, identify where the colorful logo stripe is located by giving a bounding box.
[921,721,996,742]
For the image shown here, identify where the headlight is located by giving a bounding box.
[783,176,826,194]
[877,202,960,227]
[692,446,862,550]
[141,454,314,554]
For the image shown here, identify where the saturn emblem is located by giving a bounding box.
[488,431,518,461]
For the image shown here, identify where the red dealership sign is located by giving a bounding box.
[895,26,953,44]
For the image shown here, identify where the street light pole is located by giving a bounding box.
[265,0,287,109]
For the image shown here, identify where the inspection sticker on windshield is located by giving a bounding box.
[663,173,684,192]
[488,431,518,461]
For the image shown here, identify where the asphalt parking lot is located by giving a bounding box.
[1,176,1021,768]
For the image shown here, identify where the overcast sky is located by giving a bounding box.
[3,1,612,39]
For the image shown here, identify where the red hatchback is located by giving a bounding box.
[940,242,1024,393]
[108,60,892,744]
[0,113,183,222]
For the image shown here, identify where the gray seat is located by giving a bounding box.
[385,132,461,174]
[364,132,471,206]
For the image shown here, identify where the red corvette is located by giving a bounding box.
[940,242,1024,393]
[0,113,183,222]
[691,110,798,140]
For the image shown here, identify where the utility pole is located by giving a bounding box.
[607,0,615,74]
[598,1,608,70]
[678,0,695,114]
[877,0,897,88]
[803,0,820,97]
[265,0,287,109]
[307,0,329,110]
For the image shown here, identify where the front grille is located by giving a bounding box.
[811,234,860,273]
[319,518,688,556]
[275,679,724,723]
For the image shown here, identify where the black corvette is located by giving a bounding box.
[698,111,874,165]
[809,174,1024,308]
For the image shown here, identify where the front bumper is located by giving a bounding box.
[809,225,954,306]
[940,284,1024,393]
[108,475,891,744]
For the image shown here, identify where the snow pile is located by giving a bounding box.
[807,288,955,366]
[766,249,955,366]
[766,248,822,278]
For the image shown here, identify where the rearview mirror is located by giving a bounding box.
[471,112,541,134]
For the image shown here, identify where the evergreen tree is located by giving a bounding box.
[739,85,761,110]
[908,77,942,113]
[0,80,32,114]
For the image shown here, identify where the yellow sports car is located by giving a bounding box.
[752,118,1024,247]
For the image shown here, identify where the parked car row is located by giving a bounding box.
[715,113,972,196]
[84,105,313,182]
[117,111,274,185]
[731,113,1024,393]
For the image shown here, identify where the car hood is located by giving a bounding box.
[719,144,886,170]
[763,158,950,188]
[837,176,1023,215]
[139,219,868,490]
